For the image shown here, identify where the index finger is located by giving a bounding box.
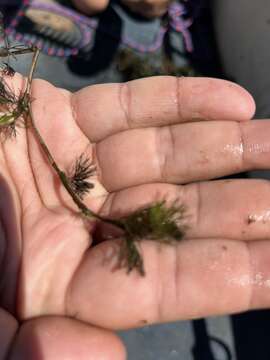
[72,76,255,142]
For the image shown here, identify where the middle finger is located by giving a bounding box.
[96,119,270,191]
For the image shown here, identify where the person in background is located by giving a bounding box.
[3,0,203,86]
[72,0,171,18]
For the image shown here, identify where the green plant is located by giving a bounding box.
[0,37,187,276]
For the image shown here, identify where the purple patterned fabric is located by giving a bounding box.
[169,2,193,52]
[5,0,197,57]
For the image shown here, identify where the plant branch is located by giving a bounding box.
[0,18,189,275]
[25,48,124,229]
[16,46,187,276]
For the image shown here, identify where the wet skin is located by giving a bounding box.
[1,75,270,358]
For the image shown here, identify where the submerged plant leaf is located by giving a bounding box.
[0,29,187,277]
[0,121,16,138]
[118,201,187,275]
[0,77,30,140]
[68,154,96,199]
[0,81,16,105]
[121,201,186,241]
[121,237,145,276]
[0,112,15,125]
[1,63,15,77]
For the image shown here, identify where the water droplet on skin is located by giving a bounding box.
[247,143,270,154]
[247,209,270,224]
[228,272,270,288]
[222,143,244,156]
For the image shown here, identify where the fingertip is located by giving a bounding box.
[71,0,109,14]
[225,80,256,121]
[180,77,256,122]
[10,317,126,360]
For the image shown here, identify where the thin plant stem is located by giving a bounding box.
[0,47,35,58]
[25,48,124,229]
[0,15,187,275]
[7,45,187,276]
[25,47,39,93]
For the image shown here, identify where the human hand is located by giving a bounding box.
[120,0,171,18]
[1,74,270,358]
[71,0,171,18]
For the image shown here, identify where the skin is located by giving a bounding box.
[71,0,171,18]
[1,74,270,358]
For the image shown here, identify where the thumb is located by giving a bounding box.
[0,308,18,359]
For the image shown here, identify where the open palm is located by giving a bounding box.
[1,75,269,359]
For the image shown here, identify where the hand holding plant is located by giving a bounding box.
[3,61,270,358]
